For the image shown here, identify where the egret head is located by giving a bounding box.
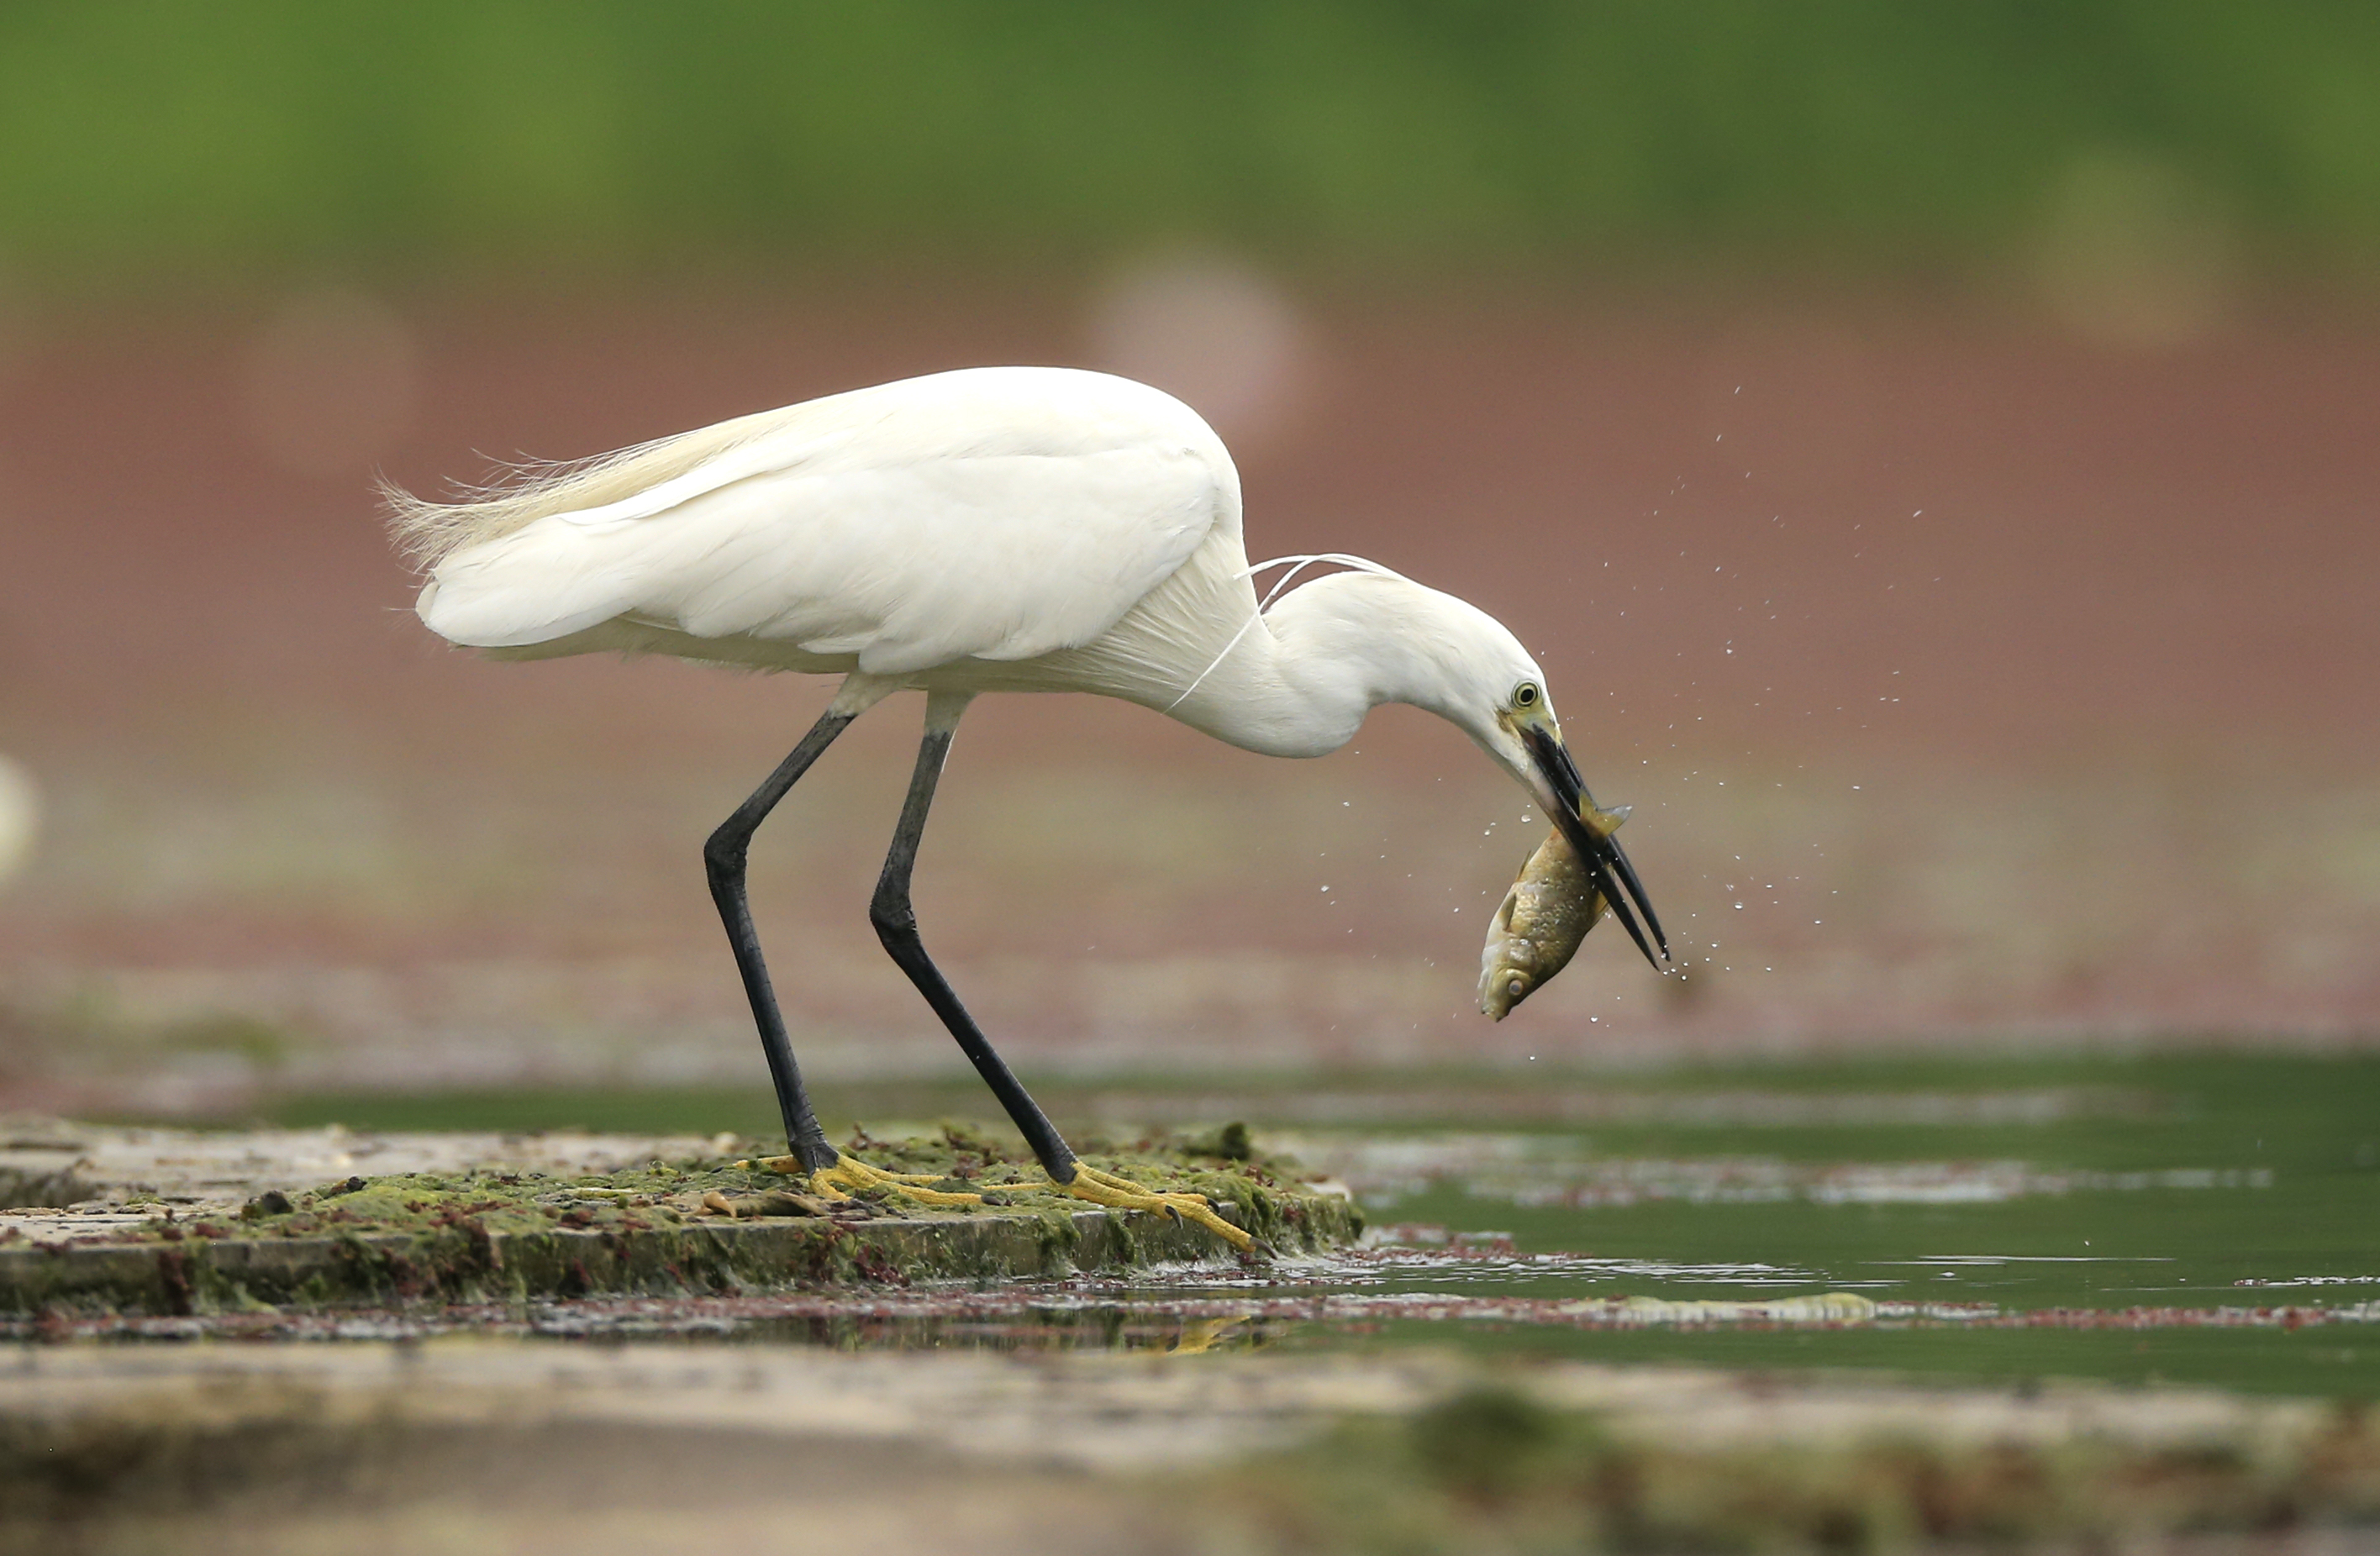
[1463,656,1668,973]
[1256,568,1668,970]
[1392,590,1670,974]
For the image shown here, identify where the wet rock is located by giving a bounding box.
[0,1125,1359,1316]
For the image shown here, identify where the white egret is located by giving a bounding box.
[390,366,1666,1250]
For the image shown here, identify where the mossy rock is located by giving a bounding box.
[0,1127,1360,1317]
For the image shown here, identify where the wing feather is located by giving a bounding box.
[416,368,1235,675]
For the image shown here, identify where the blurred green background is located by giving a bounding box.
[7,0,2380,287]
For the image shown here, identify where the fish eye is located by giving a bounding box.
[1511,681,1540,710]
[1506,976,1527,998]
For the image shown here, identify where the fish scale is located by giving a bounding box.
[1477,805,1626,1020]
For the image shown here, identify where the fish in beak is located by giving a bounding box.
[1514,719,1670,973]
[1479,813,1615,1019]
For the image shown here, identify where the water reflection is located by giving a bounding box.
[30,1057,2380,1396]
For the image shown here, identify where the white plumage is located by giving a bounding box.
[411,368,1225,675]
[391,364,1663,1231]
[398,365,1565,765]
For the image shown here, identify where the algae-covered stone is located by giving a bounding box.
[0,1127,1360,1317]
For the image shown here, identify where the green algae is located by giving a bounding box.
[0,1127,1361,1317]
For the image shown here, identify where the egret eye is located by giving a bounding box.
[1512,681,1540,710]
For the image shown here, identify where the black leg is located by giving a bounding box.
[704,707,856,1173]
[869,704,1082,1184]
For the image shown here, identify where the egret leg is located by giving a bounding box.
[866,693,1078,1176]
[855,692,1255,1253]
[703,707,858,1175]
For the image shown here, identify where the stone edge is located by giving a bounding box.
[0,1195,1363,1316]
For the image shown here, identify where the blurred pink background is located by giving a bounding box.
[3,267,2374,1114]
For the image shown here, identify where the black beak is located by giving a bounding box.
[1521,724,1671,971]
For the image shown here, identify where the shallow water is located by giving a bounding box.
[265,1053,2380,1395]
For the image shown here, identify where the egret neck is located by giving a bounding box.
[1168,569,1536,760]
[1156,566,1669,969]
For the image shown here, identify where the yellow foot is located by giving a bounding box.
[747,1152,986,1208]
[1058,1164,1256,1254]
